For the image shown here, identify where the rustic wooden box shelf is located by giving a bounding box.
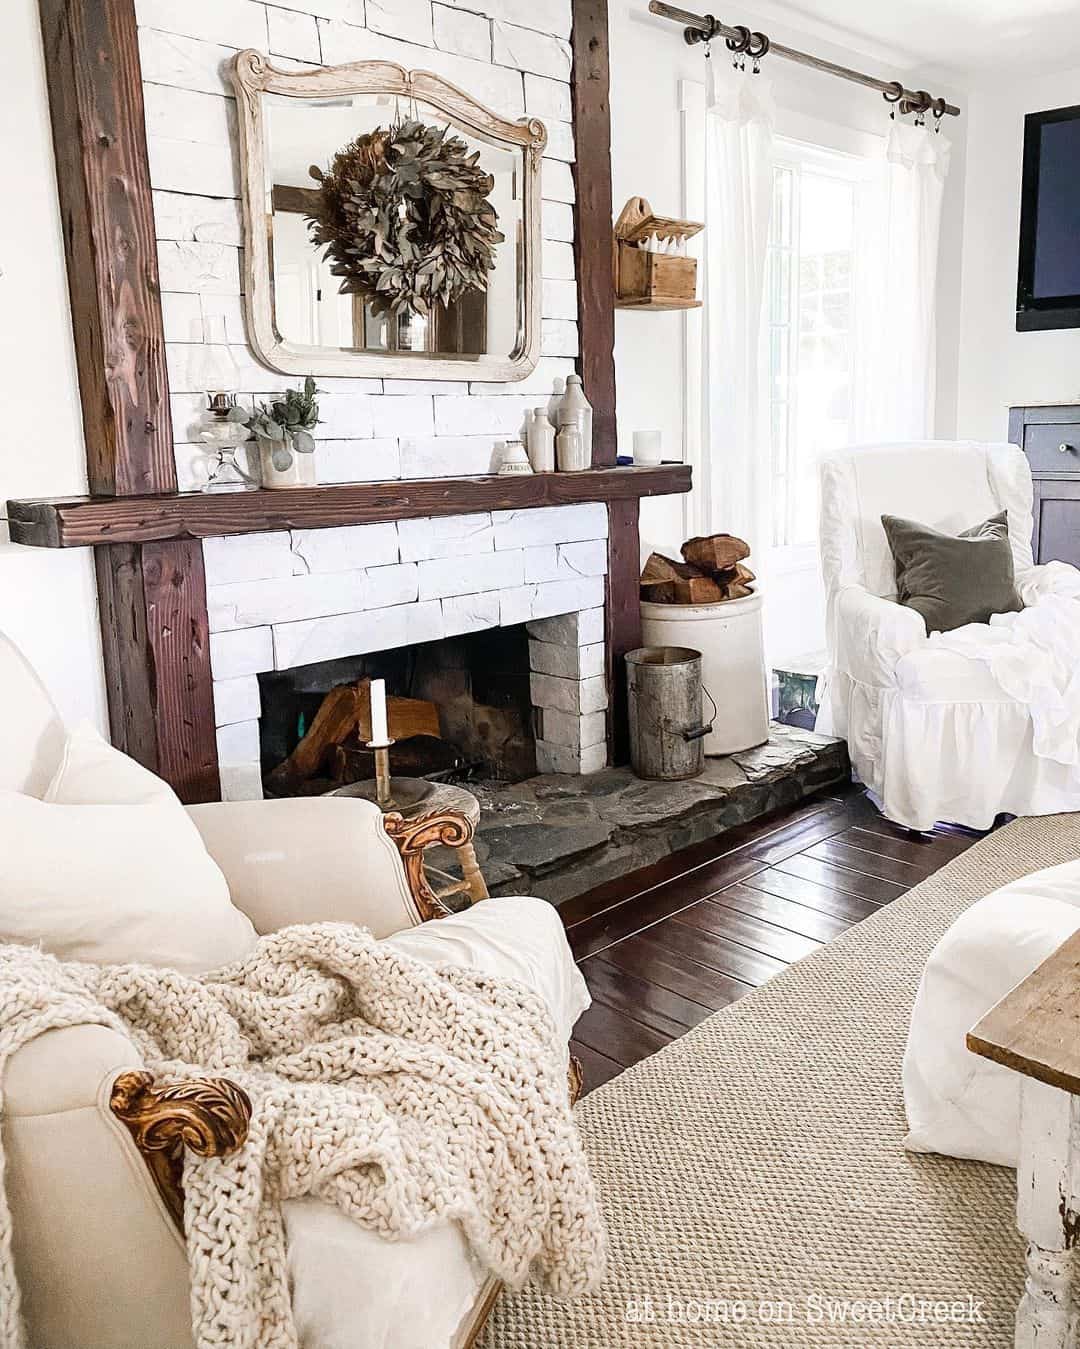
[613,196,703,312]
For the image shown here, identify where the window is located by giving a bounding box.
[766,140,861,549]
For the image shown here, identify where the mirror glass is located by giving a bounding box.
[263,91,525,365]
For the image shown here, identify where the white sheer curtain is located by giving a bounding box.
[853,120,952,441]
[700,62,775,548]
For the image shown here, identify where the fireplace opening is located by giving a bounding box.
[259,624,537,797]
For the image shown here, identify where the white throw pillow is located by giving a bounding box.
[903,859,1080,1167]
[0,723,257,972]
[45,718,177,806]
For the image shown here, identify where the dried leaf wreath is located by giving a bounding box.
[306,118,505,319]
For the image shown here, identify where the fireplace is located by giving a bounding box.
[205,505,612,800]
[259,623,540,795]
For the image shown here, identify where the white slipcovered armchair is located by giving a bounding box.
[0,631,587,1349]
[817,440,1080,831]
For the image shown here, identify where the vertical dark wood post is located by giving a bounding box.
[37,0,220,802]
[606,498,643,760]
[571,0,617,467]
[572,0,640,759]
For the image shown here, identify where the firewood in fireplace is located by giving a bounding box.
[267,684,360,792]
[355,679,440,744]
[267,678,445,793]
[334,735,465,785]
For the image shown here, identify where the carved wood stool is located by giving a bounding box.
[330,778,489,908]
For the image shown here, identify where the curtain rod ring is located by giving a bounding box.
[725,24,752,54]
[931,96,947,119]
[882,81,904,104]
[747,31,770,59]
[683,15,717,46]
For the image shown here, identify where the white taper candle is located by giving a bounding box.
[369,678,389,745]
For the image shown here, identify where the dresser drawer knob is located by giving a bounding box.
[1060,443,1075,454]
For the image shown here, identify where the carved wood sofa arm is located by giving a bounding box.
[110,1070,252,1228]
[382,807,476,922]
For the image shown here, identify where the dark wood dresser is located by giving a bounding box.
[1009,403,1080,565]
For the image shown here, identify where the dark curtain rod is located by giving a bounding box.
[647,2,961,118]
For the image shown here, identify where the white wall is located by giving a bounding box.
[608,0,968,666]
[0,0,108,732]
[955,65,1080,442]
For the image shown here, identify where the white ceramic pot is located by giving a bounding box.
[257,434,317,489]
[640,588,770,755]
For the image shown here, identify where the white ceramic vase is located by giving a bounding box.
[257,433,317,489]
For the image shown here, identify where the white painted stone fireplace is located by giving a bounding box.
[205,501,610,799]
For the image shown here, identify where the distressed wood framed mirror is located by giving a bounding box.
[232,51,547,383]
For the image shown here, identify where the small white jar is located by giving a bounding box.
[556,423,589,472]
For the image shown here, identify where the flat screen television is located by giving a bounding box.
[1017,103,1080,331]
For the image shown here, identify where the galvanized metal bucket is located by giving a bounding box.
[625,646,715,781]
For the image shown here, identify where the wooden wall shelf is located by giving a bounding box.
[613,196,703,311]
[615,298,703,312]
[7,464,692,549]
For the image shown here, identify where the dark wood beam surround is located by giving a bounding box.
[37,0,220,802]
[96,542,220,803]
[605,499,643,760]
[571,0,618,466]
[38,0,173,497]
[8,466,690,549]
[571,0,642,759]
[29,0,675,799]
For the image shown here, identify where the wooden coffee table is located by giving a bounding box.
[968,930,1080,1348]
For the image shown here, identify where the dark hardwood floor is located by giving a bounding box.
[564,786,984,1094]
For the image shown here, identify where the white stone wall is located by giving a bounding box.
[134,0,578,491]
[206,503,609,797]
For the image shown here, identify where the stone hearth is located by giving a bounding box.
[446,724,850,906]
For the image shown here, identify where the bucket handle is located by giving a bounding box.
[679,684,718,743]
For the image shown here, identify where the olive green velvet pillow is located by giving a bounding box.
[880,510,1023,634]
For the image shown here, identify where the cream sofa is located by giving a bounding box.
[0,632,588,1349]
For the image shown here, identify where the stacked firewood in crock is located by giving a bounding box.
[640,533,755,604]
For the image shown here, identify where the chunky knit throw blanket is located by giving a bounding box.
[0,924,605,1349]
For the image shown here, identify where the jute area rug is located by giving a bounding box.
[483,812,1080,1348]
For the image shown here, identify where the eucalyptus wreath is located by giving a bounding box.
[306,118,505,319]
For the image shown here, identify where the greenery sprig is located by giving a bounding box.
[245,377,320,473]
[306,118,504,319]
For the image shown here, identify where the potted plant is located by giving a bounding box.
[247,378,321,489]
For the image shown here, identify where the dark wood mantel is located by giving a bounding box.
[8,464,691,549]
